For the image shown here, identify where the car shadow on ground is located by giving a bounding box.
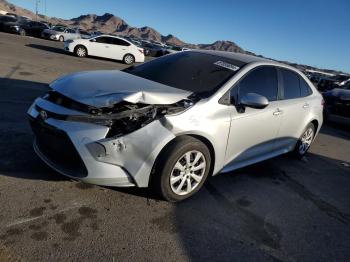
[25,44,68,55]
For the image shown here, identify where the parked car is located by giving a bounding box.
[78,29,92,39]
[0,15,17,31]
[317,77,337,92]
[317,74,350,92]
[42,26,81,41]
[141,41,167,57]
[4,20,49,37]
[164,45,190,54]
[323,81,350,124]
[164,45,183,54]
[333,74,350,88]
[90,31,103,37]
[63,35,145,64]
[27,50,323,202]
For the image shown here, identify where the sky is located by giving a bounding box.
[7,0,350,72]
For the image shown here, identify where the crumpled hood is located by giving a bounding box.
[50,70,192,107]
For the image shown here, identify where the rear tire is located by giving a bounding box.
[123,54,135,65]
[151,136,211,202]
[74,46,87,57]
[293,123,315,158]
[59,35,64,42]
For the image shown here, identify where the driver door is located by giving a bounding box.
[224,66,282,170]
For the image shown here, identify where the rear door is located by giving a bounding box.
[224,66,283,169]
[273,68,313,152]
[108,38,131,60]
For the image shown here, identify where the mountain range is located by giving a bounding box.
[0,0,346,74]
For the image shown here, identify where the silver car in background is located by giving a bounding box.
[27,51,323,202]
[42,26,82,42]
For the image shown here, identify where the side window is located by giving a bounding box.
[299,77,312,96]
[111,38,130,46]
[95,37,111,44]
[281,69,301,99]
[237,66,278,101]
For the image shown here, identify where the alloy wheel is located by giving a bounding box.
[299,127,314,155]
[124,55,134,64]
[170,150,206,196]
[76,47,86,57]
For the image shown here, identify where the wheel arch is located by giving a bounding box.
[150,133,216,182]
[123,53,135,63]
[74,44,88,55]
[310,119,319,132]
[186,134,216,176]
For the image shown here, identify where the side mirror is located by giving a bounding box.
[240,93,269,109]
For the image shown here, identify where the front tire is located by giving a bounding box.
[152,136,211,202]
[123,54,135,65]
[74,46,87,57]
[293,123,315,158]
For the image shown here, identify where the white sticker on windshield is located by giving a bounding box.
[214,61,240,71]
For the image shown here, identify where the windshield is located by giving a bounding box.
[52,26,65,32]
[124,51,245,97]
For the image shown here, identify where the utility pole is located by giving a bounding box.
[35,0,40,21]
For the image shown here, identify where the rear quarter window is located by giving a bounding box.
[299,77,313,96]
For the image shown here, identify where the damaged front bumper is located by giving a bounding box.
[27,98,176,187]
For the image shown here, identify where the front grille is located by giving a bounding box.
[29,116,88,178]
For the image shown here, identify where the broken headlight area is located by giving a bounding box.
[92,100,193,138]
[41,91,194,138]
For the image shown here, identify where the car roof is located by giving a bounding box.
[192,49,271,64]
[92,35,134,44]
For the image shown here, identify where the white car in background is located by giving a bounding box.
[64,35,145,64]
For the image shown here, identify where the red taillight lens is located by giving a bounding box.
[321,99,325,106]
[138,48,144,54]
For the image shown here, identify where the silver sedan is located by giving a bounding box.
[28,50,323,202]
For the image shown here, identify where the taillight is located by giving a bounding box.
[321,99,325,106]
[138,48,144,54]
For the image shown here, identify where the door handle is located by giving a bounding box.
[273,108,282,116]
[105,46,109,48]
[303,103,309,109]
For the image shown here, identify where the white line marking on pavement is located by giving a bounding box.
[6,201,87,228]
